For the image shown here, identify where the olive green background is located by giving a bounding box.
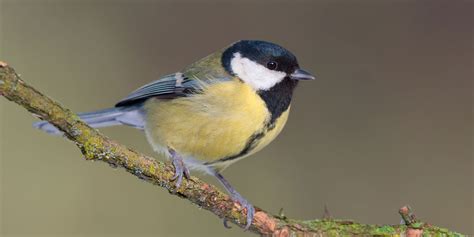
[1,0,472,236]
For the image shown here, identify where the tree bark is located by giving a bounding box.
[0,62,464,236]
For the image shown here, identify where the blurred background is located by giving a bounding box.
[1,0,472,236]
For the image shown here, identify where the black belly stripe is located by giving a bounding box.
[204,123,275,165]
[205,78,297,165]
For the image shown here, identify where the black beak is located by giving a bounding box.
[290,69,316,80]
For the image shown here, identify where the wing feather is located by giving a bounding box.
[115,72,231,107]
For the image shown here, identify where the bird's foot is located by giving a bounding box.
[169,149,190,190]
[230,192,255,230]
[213,172,254,230]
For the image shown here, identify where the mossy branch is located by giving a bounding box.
[0,62,464,236]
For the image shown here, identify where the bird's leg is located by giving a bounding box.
[212,171,254,230]
[169,149,190,190]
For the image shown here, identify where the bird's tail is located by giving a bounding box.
[33,106,145,135]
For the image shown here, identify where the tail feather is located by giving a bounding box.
[33,106,145,135]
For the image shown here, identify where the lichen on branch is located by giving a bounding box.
[0,62,464,236]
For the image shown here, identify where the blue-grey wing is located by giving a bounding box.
[115,72,230,107]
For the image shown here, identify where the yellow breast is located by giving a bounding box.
[144,79,289,168]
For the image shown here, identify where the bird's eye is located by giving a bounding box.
[266,61,278,70]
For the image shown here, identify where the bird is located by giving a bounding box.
[34,40,315,230]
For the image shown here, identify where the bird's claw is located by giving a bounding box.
[232,194,254,230]
[242,201,255,230]
[223,218,232,229]
[170,153,190,191]
[222,200,254,230]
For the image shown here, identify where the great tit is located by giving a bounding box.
[34,40,315,229]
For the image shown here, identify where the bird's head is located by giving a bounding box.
[222,40,315,91]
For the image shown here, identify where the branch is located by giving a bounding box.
[0,62,465,236]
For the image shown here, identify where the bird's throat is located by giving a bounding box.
[257,78,298,125]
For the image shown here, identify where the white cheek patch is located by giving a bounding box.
[230,52,286,91]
